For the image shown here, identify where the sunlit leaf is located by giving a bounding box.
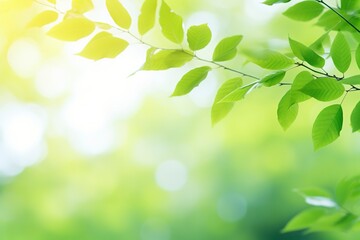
[312,104,343,150]
[27,10,58,28]
[351,101,360,132]
[291,71,313,102]
[106,0,131,29]
[331,32,351,73]
[283,1,324,21]
[282,208,327,233]
[277,90,299,130]
[260,70,285,87]
[138,0,157,35]
[341,75,360,85]
[71,0,94,14]
[47,16,95,41]
[310,33,330,54]
[289,37,325,68]
[219,82,257,103]
[341,0,360,10]
[244,49,294,70]
[171,66,212,96]
[159,0,184,44]
[142,49,193,70]
[77,32,128,60]
[211,77,243,125]
[356,45,360,70]
[212,35,243,62]
[263,0,290,5]
[187,24,212,51]
[301,78,344,101]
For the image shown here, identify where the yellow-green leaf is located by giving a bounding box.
[331,32,351,73]
[277,90,299,130]
[283,1,324,22]
[172,66,212,96]
[47,0,56,4]
[341,75,360,85]
[244,49,294,70]
[301,77,344,101]
[71,0,94,14]
[159,0,184,44]
[289,37,325,68]
[138,0,157,35]
[351,101,360,132]
[282,208,327,233]
[212,35,242,62]
[187,24,212,51]
[27,10,58,28]
[106,0,131,29]
[142,49,193,70]
[47,16,95,41]
[77,32,128,60]
[211,77,243,125]
[355,45,360,70]
[260,70,286,87]
[312,104,343,150]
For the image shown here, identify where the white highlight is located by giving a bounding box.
[155,160,187,192]
[7,38,41,78]
[0,104,47,176]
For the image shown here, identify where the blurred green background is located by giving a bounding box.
[1,0,360,239]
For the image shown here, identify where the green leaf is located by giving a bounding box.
[106,0,132,29]
[260,71,286,87]
[142,49,193,70]
[187,24,212,51]
[301,78,344,101]
[289,37,325,68]
[356,45,360,70]
[71,0,94,14]
[219,82,257,103]
[212,35,243,62]
[263,0,290,5]
[341,75,360,85]
[312,104,343,150]
[282,208,327,233]
[138,0,157,35]
[27,10,58,28]
[277,91,299,130]
[171,66,212,96]
[211,77,243,125]
[341,0,360,10]
[244,49,294,70]
[331,32,351,73]
[336,175,360,215]
[283,1,324,21]
[47,16,95,41]
[159,0,184,44]
[77,32,128,60]
[310,33,330,54]
[351,101,360,132]
[291,71,313,102]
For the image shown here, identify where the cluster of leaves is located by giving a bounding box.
[283,176,360,233]
[29,0,360,150]
[26,0,360,235]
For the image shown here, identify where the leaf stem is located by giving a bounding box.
[295,62,343,80]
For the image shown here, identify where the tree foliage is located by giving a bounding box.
[25,0,360,235]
